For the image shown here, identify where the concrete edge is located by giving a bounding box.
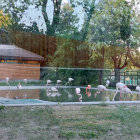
[1,101,140,107]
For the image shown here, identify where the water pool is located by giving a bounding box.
[0,86,140,102]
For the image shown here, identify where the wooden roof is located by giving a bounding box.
[0,44,44,61]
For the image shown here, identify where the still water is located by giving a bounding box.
[0,87,140,102]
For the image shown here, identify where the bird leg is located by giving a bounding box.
[119,92,122,101]
[112,91,118,101]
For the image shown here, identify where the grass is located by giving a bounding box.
[0,105,140,140]
[0,80,46,86]
[99,102,109,106]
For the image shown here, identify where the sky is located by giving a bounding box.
[3,0,138,33]
[20,0,85,32]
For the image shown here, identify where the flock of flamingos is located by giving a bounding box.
[4,77,140,102]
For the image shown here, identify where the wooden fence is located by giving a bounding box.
[11,31,89,67]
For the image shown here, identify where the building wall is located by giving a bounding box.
[0,63,40,80]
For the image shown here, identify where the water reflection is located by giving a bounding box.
[0,87,140,102]
[0,89,40,99]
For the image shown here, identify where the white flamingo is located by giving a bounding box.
[23,79,27,86]
[65,78,74,86]
[136,86,140,93]
[121,86,132,94]
[6,77,10,89]
[116,82,126,93]
[75,88,82,102]
[120,86,132,101]
[24,79,27,83]
[46,86,61,97]
[46,80,52,85]
[56,80,62,86]
[51,87,58,92]
[112,82,126,101]
[96,80,110,94]
[113,82,132,101]
[17,83,22,90]
[67,91,73,99]
[16,82,22,99]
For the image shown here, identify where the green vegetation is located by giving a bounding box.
[0,106,59,140]
[0,105,4,111]
[0,80,46,86]
[99,102,109,106]
[0,104,140,139]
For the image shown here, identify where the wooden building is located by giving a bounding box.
[0,44,44,80]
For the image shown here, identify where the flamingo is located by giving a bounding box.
[120,86,132,101]
[50,87,58,92]
[17,83,22,90]
[96,80,110,94]
[23,79,27,86]
[16,82,22,99]
[97,85,108,94]
[6,77,10,89]
[46,86,61,97]
[75,88,82,102]
[67,91,73,99]
[65,78,74,86]
[106,80,110,87]
[86,85,91,97]
[86,85,91,92]
[116,82,126,93]
[46,80,52,85]
[121,86,132,94]
[56,80,62,86]
[112,82,126,101]
[136,86,140,93]
[94,80,110,98]
[113,82,132,101]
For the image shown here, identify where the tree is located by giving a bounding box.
[1,0,96,41]
[0,10,10,28]
[70,0,96,41]
[1,0,30,31]
[55,3,80,40]
[48,38,76,67]
[88,0,140,83]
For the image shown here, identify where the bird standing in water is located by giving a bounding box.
[17,83,22,90]
[95,80,110,98]
[6,77,10,89]
[86,85,91,97]
[56,80,62,86]
[75,88,82,102]
[65,78,74,86]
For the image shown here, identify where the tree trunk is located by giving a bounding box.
[98,47,105,85]
[115,69,120,83]
[98,70,103,85]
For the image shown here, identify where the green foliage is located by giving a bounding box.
[108,105,140,135]
[59,131,76,139]
[55,3,80,40]
[87,0,140,71]
[99,102,108,106]
[79,132,96,138]
[0,105,4,111]
[1,0,31,30]
[88,0,140,47]
[70,0,96,40]
[40,67,100,86]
